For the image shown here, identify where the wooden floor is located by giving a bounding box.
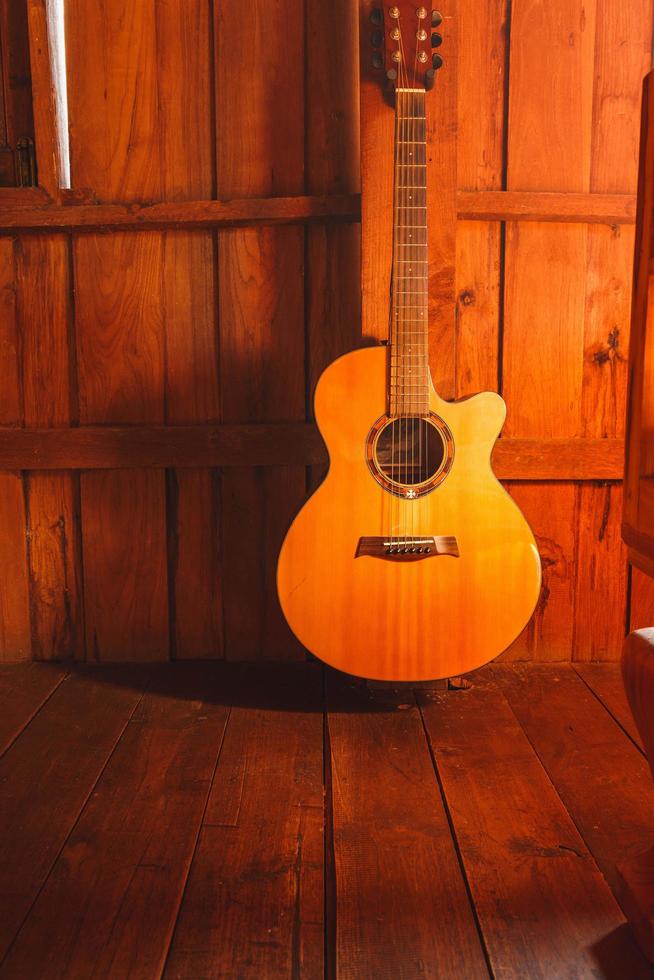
[0,661,652,979]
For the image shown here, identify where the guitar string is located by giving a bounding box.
[398,26,409,552]
[395,28,409,555]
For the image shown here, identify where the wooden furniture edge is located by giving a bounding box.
[617,629,654,964]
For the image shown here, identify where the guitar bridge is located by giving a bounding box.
[355,536,459,561]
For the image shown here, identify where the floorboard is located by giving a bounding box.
[0,664,229,980]
[419,673,654,979]
[0,661,652,978]
[327,670,490,980]
[493,664,654,899]
[573,662,644,752]
[0,666,149,964]
[0,662,68,757]
[163,665,325,980]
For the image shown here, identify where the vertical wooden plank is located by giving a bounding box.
[578,2,653,654]
[74,234,169,662]
[0,237,30,661]
[503,221,586,440]
[17,235,83,661]
[502,483,577,661]
[0,474,31,661]
[426,1,458,399]
[455,0,506,397]
[0,238,21,424]
[66,0,169,662]
[156,0,222,659]
[306,0,361,435]
[502,0,598,660]
[216,0,306,660]
[81,469,168,662]
[359,0,395,343]
[574,482,628,661]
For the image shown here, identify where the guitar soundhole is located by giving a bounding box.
[366,414,454,498]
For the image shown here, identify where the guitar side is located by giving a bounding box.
[277,347,541,681]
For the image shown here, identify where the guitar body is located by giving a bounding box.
[277,347,541,681]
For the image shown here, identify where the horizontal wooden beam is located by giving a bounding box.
[0,193,361,233]
[493,438,623,480]
[0,426,623,480]
[457,191,636,225]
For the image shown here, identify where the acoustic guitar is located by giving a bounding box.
[277,2,541,681]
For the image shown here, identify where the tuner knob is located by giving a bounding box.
[370,7,383,25]
[431,10,443,26]
[371,29,383,46]
[431,32,442,47]
[432,53,443,69]
[371,51,383,69]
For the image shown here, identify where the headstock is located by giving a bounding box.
[369,4,444,93]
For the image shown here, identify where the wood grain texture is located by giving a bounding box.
[0,427,625,478]
[502,483,576,661]
[164,665,324,980]
[156,0,222,661]
[0,238,21,424]
[457,190,637,223]
[419,674,653,979]
[630,565,654,631]
[1,665,230,980]
[0,473,32,661]
[0,194,361,233]
[0,667,147,962]
[573,661,644,751]
[359,0,395,343]
[66,0,169,661]
[81,470,168,662]
[618,629,654,962]
[327,670,489,980]
[17,235,83,661]
[26,0,69,195]
[494,663,654,896]
[0,662,67,757]
[454,0,505,397]
[278,348,540,681]
[574,483,628,661]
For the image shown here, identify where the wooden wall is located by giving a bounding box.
[0,0,652,663]
[361,0,654,663]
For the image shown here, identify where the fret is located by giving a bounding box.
[390,90,430,405]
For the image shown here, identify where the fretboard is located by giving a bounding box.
[390,88,429,417]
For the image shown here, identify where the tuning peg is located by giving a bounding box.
[431,10,443,26]
[370,7,383,25]
[372,51,383,69]
[371,29,383,46]
[432,53,443,70]
[431,32,442,47]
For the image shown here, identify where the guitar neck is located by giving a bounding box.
[390,87,429,418]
